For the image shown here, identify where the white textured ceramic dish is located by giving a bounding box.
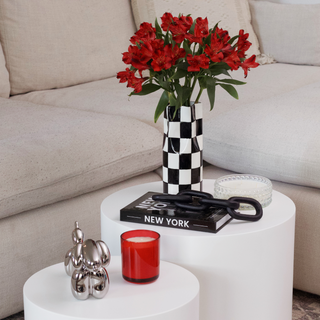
[214,174,273,210]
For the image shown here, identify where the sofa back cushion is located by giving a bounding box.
[250,1,320,65]
[131,0,261,58]
[0,43,10,98]
[203,80,320,189]
[0,0,136,95]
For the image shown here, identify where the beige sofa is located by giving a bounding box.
[0,0,319,318]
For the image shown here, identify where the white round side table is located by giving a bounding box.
[101,180,296,320]
[23,256,199,320]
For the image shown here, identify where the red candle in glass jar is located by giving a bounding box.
[121,230,160,284]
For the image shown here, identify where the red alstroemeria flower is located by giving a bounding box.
[140,40,154,57]
[204,44,224,62]
[161,12,174,31]
[128,75,147,93]
[130,22,156,44]
[168,16,193,43]
[169,21,187,43]
[237,29,251,58]
[216,26,231,44]
[194,17,209,38]
[122,44,152,71]
[241,55,259,78]
[223,49,241,70]
[220,43,233,57]
[151,45,173,71]
[171,45,186,64]
[117,68,147,93]
[178,15,193,32]
[204,33,224,62]
[122,45,136,65]
[187,54,210,72]
[185,33,203,45]
[150,39,164,51]
[116,68,135,83]
[165,44,186,64]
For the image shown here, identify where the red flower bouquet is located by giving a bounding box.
[117,12,259,122]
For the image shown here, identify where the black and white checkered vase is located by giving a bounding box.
[163,103,203,194]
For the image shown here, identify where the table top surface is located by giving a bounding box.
[101,179,296,237]
[24,256,199,319]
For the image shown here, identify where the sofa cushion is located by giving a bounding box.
[0,43,10,98]
[0,98,162,219]
[250,1,320,65]
[12,63,320,131]
[203,81,320,189]
[0,0,136,95]
[131,0,260,58]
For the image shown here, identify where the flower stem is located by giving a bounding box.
[189,76,198,105]
[195,87,203,104]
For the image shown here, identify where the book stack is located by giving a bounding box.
[120,192,232,233]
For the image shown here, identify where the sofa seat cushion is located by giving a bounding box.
[0,0,136,95]
[12,63,320,131]
[203,81,320,189]
[0,98,162,219]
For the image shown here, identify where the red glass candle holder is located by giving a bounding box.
[121,229,160,284]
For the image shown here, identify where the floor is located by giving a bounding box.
[3,289,320,320]
[292,289,320,320]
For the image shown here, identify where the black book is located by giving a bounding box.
[120,192,233,233]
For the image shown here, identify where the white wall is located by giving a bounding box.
[255,0,320,3]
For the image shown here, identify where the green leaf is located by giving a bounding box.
[209,67,231,77]
[135,41,141,49]
[228,35,239,45]
[168,92,177,106]
[130,83,161,96]
[204,33,211,46]
[221,69,231,77]
[164,31,170,46]
[176,61,189,70]
[159,76,172,92]
[206,77,216,110]
[211,21,220,35]
[189,19,196,35]
[155,18,163,39]
[183,40,192,55]
[198,76,207,89]
[217,79,246,85]
[174,82,183,109]
[181,86,192,106]
[171,69,188,79]
[218,83,239,99]
[203,69,212,76]
[154,91,169,123]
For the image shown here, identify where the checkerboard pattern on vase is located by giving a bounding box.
[163,103,203,194]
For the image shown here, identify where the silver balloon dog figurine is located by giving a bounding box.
[64,221,111,300]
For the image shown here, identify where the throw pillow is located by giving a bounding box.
[131,0,261,58]
[250,1,320,65]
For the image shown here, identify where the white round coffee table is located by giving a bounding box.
[101,180,296,320]
[23,256,199,320]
